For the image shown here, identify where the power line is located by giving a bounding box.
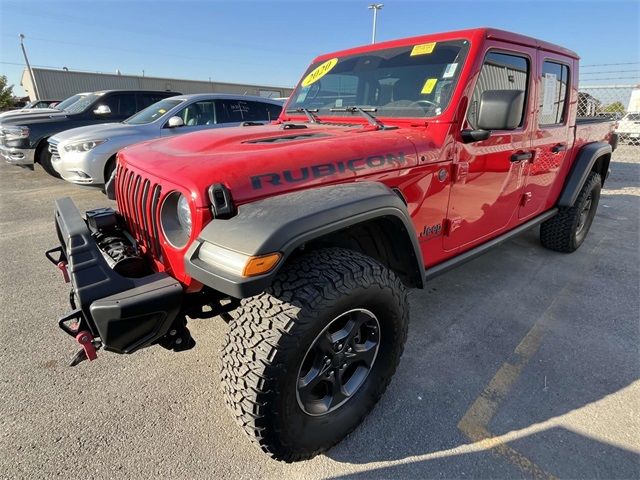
[581,70,640,75]
[577,76,640,81]
[582,62,640,68]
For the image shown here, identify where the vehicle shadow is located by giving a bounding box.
[325,427,640,479]
[324,182,639,474]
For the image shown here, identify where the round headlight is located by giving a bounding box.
[160,191,193,248]
[177,194,192,236]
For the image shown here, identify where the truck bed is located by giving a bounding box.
[574,117,616,151]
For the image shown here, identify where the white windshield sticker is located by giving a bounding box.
[443,63,458,79]
[542,73,557,115]
[335,98,343,107]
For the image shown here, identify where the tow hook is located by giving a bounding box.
[57,261,70,283]
[69,331,101,367]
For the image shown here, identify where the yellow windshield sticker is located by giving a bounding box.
[411,42,436,56]
[421,78,438,94]
[158,109,166,114]
[301,58,339,87]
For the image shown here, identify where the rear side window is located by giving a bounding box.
[467,51,530,129]
[103,93,137,117]
[216,100,282,123]
[539,61,570,125]
[139,93,173,109]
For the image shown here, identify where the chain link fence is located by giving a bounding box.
[578,60,639,157]
[578,83,639,162]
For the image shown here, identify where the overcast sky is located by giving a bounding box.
[1,0,638,97]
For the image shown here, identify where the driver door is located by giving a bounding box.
[444,46,536,252]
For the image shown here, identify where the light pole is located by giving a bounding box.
[368,3,383,44]
[19,34,39,101]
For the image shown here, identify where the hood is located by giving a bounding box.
[0,108,60,119]
[51,122,140,143]
[0,110,69,126]
[120,122,423,207]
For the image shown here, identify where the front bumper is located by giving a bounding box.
[48,197,184,354]
[49,140,104,185]
[0,144,35,165]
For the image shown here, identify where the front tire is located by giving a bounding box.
[220,248,408,462]
[540,172,601,253]
[38,142,60,178]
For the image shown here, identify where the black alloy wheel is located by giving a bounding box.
[297,308,381,416]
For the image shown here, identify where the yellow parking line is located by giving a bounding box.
[457,236,607,479]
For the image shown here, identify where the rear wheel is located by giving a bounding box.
[540,172,601,252]
[37,141,60,178]
[220,248,408,462]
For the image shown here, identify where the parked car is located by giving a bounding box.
[615,112,640,144]
[0,89,180,176]
[49,94,283,186]
[0,94,85,120]
[47,28,617,461]
[22,99,61,110]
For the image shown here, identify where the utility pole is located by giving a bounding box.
[368,4,383,44]
[19,34,39,100]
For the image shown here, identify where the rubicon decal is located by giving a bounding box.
[250,152,407,189]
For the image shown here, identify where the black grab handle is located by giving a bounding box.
[511,152,533,162]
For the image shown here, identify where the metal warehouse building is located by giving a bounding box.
[21,67,294,101]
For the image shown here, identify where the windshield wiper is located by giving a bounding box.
[286,108,320,124]
[329,106,387,129]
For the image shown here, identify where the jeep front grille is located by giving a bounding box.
[115,164,163,260]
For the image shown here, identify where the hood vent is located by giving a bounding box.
[244,132,330,144]
[281,123,307,130]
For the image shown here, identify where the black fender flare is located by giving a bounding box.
[557,142,611,207]
[185,182,424,299]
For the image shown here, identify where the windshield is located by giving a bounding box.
[287,39,469,119]
[55,93,87,111]
[124,98,184,125]
[62,93,102,114]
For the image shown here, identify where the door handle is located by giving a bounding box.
[511,152,533,162]
[551,143,567,153]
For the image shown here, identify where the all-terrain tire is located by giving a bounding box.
[220,247,409,462]
[540,171,601,253]
[38,141,60,178]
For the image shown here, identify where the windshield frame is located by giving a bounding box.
[123,98,185,125]
[284,37,471,123]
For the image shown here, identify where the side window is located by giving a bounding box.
[139,94,168,110]
[264,102,283,121]
[467,51,529,129]
[539,61,570,125]
[103,94,137,117]
[240,101,283,122]
[175,100,216,126]
[216,100,254,123]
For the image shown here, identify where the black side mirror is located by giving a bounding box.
[461,129,491,143]
[477,89,525,130]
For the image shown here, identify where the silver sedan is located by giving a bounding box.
[49,93,283,186]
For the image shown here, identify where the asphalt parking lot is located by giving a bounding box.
[1,147,638,480]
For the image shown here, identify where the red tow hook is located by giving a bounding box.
[57,261,70,283]
[69,331,98,366]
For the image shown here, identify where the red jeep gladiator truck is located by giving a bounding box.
[47,28,617,461]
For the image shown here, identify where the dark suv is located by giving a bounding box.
[0,89,180,176]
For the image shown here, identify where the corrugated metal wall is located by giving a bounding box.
[22,68,293,100]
